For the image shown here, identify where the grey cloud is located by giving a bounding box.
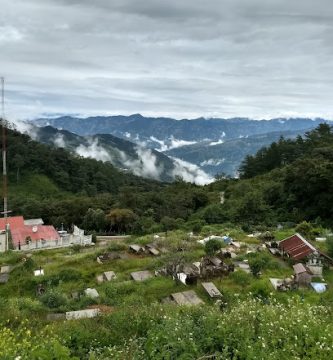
[1,0,333,120]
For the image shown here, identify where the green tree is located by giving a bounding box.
[295,221,313,238]
[160,216,178,234]
[205,239,223,256]
[107,208,137,233]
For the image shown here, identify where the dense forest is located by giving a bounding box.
[2,123,333,235]
[226,123,333,226]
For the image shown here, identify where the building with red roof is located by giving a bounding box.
[279,233,317,261]
[0,216,92,251]
[0,216,60,251]
[11,225,60,249]
[0,216,25,232]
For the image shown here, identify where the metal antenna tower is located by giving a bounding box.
[1,77,11,251]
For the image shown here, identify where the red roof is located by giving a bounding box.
[279,233,316,261]
[11,225,60,247]
[0,216,25,231]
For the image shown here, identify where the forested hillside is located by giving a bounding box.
[3,127,210,232]
[35,126,178,182]
[211,124,333,227]
[2,124,333,234]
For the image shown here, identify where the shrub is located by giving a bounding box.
[204,239,223,256]
[249,280,270,299]
[40,290,68,309]
[247,252,273,277]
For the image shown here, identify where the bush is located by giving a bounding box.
[250,280,270,299]
[40,290,68,309]
[258,231,275,242]
[204,239,223,256]
[201,204,225,224]
[187,220,206,234]
[248,253,272,277]
[294,221,323,240]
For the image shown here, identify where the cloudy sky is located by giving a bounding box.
[1,0,333,120]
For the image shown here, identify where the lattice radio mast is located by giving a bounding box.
[1,77,11,251]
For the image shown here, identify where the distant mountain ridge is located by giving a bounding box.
[32,114,329,141]
[31,115,331,177]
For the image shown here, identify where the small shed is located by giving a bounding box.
[202,282,222,298]
[170,290,204,306]
[131,270,153,282]
[293,263,312,286]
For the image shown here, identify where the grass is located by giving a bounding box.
[0,226,332,325]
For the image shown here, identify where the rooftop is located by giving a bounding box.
[279,233,316,261]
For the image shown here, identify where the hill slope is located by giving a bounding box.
[210,124,333,225]
[35,126,177,182]
[4,126,160,197]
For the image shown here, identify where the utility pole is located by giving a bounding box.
[1,77,11,250]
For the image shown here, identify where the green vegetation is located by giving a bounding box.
[3,124,333,235]
[0,124,333,358]
[0,226,333,359]
[205,238,224,255]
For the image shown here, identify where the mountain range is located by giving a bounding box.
[30,115,331,180]
[27,125,212,184]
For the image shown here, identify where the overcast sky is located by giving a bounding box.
[1,0,333,120]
